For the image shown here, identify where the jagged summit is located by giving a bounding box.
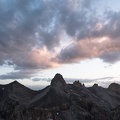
[51,73,66,86]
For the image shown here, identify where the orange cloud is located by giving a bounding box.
[58,37,120,63]
[27,47,59,69]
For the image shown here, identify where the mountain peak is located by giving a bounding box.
[12,80,19,84]
[51,73,66,86]
[7,80,20,87]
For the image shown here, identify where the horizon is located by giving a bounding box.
[0,0,120,90]
[0,73,119,90]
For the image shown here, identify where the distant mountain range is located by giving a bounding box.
[0,73,120,120]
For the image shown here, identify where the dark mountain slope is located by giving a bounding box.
[0,80,37,103]
[0,81,39,120]
[1,74,120,120]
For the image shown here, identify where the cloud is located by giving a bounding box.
[32,77,51,82]
[58,36,120,63]
[0,70,35,79]
[0,0,66,71]
[58,41,89,63]
[0,0,120,79]
[100,52,120,63]
[12,47,59,70]
[0,47,59,79]
[32,78,43,82]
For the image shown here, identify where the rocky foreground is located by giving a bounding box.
[0,74,120,120]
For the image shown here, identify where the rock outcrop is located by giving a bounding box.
[108,83,120,94]
[1,74,120,120]
[51,73,66,87]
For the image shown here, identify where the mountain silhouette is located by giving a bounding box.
[0,74,120,120]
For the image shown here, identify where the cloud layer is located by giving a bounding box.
[0,0,120,79]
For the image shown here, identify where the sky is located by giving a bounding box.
[0,0,120,90]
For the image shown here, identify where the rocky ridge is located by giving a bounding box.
[0,73,120,120]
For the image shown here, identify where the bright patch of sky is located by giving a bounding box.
[93,0,120,16]
[40,58,120,79]
[0,66,14,75]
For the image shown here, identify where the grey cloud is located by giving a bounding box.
[90,10,120,40]
[104,11,120,39]
[59,1,95,39]
[0,70,36,79]
[100,52,120,63]
[0,60,5,65]
[32,78,43,82]
[0,0,60,51]
[82,0,94,9]
[58,20,120,64]
[58,43,88,63]
[32,78,51,82]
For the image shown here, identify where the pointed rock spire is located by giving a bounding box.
[51,73,66,87]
